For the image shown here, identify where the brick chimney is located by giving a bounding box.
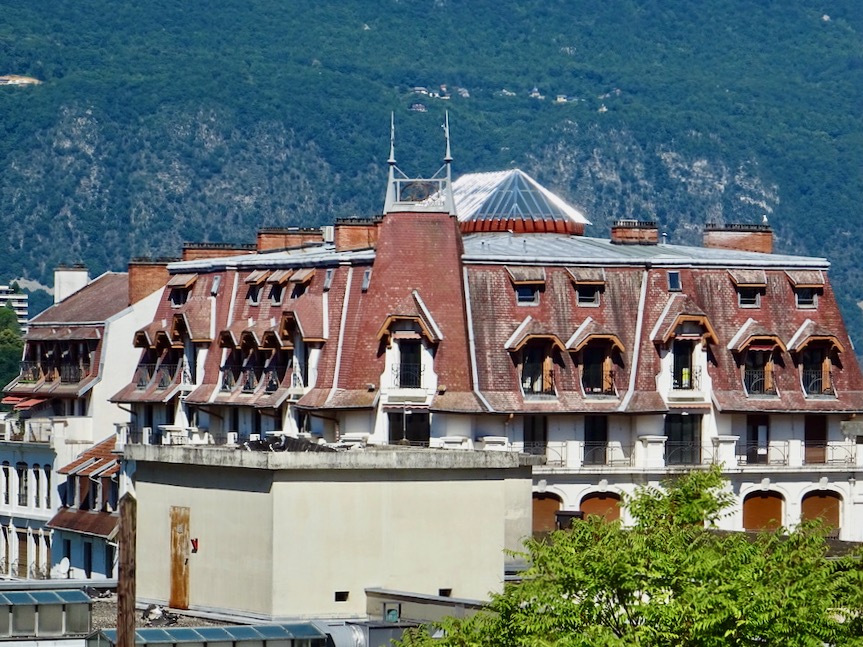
[256,228,323,252]
[703,223,773,254]
[182,242,256,261]
[610,220,659,245]
[334,217,381,251]
[128,258,175,305]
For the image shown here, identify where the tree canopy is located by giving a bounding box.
[401,468,863,646]
[0,303,23,391]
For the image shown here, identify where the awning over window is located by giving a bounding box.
[289,268,315,284]
[728,269,767,287]
[787,319,844,353]
[506,266,546,285]
[267,269,294,284]
[566,267,606,285]
[566,317,624,353]
[166,273,197,289]
[785,270,824,288]
[244,269,270,285]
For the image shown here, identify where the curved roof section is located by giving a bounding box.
[454,169,590,235]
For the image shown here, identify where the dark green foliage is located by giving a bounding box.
[0,304,22,391]
[0,0,861,347]
[400,468,863,646]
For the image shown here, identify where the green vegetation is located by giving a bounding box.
[401,468,863,646]
[0,304,23,389]
[0,1,861,344]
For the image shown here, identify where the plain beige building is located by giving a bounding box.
[125,445,533,619]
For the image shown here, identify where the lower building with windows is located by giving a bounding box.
[0,266,162,579]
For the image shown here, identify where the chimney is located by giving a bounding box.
[334,217,381,251]
[610,220,659,245]
[256,228,323,252]
[182,242,257,261]
[703,223,773,254]
[53,264,90,304]
[128,258,175,305]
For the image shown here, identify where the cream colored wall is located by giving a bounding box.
[270,470,511,617]
[130,449,531,619]
[135,464,276,616]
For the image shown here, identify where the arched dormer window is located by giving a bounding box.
[728,320,785,397]
[652,306,718,393]
[376,292,443,393]
[788,319,843,397]
[566,317,624,397]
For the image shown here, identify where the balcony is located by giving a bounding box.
[392,362,424,389]
[220,367,239,392]
[672,366,701,391]
[802,369,835,396]
[581,369,616,397]
[521,368,555,398]
[155,363,178,389]
[665,441,707,466]
[743,368,776,396]
[18,361,43,383]
[59,362,90,384]
[2,417,93,445]
[804,443,855,465]
[263,367,284,393]
[135,364,155,389]
[736,442,789,466]
[239,368,261,393]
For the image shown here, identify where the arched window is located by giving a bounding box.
[1,462,9,506]
[15,462,28,507]
[532,493,562,535]
[743,491,784,531]
[43,466,51,509]
[580,492,621,521]
[801,490,841,535]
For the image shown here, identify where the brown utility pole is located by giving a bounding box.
[117,493,137,647]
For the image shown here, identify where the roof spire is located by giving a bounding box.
[388,111,396,165]
[383,113,398,213]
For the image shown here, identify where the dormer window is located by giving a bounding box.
[247,284,262,305]
[169,288,189,307]
[795,287,817,309]
[507,266,545,307]
[269,283,284,305]
[786,270,824,310]
[567,267,605,307]
[520,340,556,397]
[743,347,777,395]
[738,287,761,308]
[166,274,197,308]
[667,271,681,292]
[516,285,540,305]
[290,268,314,299]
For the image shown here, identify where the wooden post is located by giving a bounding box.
[117,493,137,647]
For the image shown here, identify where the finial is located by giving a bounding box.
[388,112,396,165]
[443,111,452,163]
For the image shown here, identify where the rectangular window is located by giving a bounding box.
[667,271,682,291]
[576,284,601,306]
[738,287,761,308]
[523,415,547,454]
[246,284,262,305]
[169,288,189,307]
[269,283,284,305]
[665,414,701,465]
[795,287,817,309]
[361,269,372,292]
[516,285,539,305]
[745,415,769,464]
[323,268,335,291]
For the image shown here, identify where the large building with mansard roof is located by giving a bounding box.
[107,120,863,583]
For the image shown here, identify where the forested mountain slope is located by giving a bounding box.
[1,0,861,345]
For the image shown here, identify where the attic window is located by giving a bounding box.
[667,271,681,292]
[169,288,189,308]
[323,268,335,291]
[361,269,372,292]
[516,285,539,305]
[738,287,761,308]
[795,287,818,309]
[247,284,262,306]
[269,282,284,305]
[577,285,601,307]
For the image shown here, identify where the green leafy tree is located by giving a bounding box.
[0,303,23,390]
[401,468,863,647]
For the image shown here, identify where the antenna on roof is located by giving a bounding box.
[388,112,396,166]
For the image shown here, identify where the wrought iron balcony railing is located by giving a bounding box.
[581,369,616,396]
[522,368,555,396]
[743,368,776,395]
[135,364,155,389]
[59,362,90,384]
[802,369,835,396]
[665,441,703,466]
[239,367,261,393]
[18,361,43,383]
[736,442,789,466]
[263,367,283,393]
[156,363,178,389]
[221,367,239,392]
[392,362,424,389]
